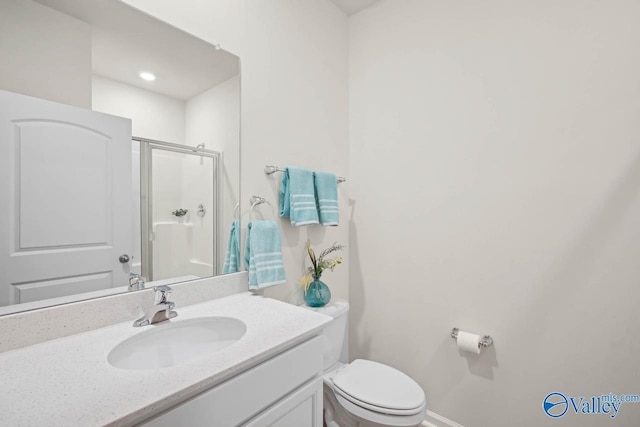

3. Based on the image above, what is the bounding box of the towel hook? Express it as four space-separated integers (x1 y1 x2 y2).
249 196 275 221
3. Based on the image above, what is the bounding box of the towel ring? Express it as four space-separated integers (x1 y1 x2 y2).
249 196 275 221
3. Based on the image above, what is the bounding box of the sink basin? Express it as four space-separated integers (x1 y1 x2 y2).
108 317 247 370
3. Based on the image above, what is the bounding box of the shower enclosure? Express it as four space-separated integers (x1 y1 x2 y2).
137 138 220 282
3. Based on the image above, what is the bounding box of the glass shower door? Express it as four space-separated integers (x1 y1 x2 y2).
139 139 219 282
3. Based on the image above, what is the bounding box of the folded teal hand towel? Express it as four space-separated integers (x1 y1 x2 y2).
279 166 319 226
222 220 240 274
314 171 339 226
244 220 286 289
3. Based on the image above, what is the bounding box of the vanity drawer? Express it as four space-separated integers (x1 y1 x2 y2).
140 335 323 427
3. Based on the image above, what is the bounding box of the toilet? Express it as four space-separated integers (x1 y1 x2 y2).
304 301 426 427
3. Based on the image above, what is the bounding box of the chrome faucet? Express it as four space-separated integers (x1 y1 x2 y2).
133 285 178 327
128 273 146 291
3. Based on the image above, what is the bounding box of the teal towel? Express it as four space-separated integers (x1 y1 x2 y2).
314 171 339 226
222 220 240 274
244 220 286 289
279 166 319 226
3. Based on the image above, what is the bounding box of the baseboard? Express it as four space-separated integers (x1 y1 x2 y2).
421 410 464 427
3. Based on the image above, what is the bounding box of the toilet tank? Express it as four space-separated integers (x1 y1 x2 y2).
305 300 349 370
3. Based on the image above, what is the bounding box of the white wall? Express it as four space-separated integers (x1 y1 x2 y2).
124 0 350 304
349 1 640 426
186 75 241 271
0 0 91 108
92 75 186 144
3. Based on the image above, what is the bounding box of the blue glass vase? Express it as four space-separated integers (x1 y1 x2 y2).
304 275 331 307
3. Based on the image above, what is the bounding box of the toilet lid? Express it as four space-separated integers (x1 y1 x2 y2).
332 359 425 412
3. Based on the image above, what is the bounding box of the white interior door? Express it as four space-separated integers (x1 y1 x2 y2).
0 90 133 307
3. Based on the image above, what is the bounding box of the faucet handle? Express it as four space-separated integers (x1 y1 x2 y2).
153 285 173 304
133 285 177 327
128 273 146 291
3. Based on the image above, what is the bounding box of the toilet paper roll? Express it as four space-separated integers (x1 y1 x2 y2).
456 331 481 354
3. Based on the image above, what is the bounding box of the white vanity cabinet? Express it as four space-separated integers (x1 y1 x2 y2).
139 335 324 427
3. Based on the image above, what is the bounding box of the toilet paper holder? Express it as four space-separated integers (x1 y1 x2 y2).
451 328 493 349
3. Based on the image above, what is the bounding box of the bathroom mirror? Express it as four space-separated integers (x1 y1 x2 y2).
0 0 240 315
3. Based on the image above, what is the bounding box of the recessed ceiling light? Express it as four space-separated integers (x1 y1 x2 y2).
139 72 156 81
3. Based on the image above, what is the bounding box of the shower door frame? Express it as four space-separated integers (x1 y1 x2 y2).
137 137 221 282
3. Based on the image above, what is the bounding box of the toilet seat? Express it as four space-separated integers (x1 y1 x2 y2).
325 359 426 425
332 392 426 427
333 387 424 416
332 359 426 415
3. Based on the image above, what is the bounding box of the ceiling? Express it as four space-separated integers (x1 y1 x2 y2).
330 0 380 15
34 0 239 101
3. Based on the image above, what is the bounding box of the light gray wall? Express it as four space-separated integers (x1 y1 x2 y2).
349 1 640 426
0 0 91 108
92 75 186 144
123 0 350 304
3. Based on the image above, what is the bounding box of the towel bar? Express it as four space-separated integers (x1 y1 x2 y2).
264 165 346 183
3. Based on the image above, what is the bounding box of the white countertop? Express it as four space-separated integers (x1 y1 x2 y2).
0 293 331 426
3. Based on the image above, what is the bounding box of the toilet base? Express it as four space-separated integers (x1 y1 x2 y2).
324 383 367 427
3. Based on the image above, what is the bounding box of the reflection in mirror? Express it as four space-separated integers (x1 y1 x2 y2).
0 0 240 316
139 139 219 282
